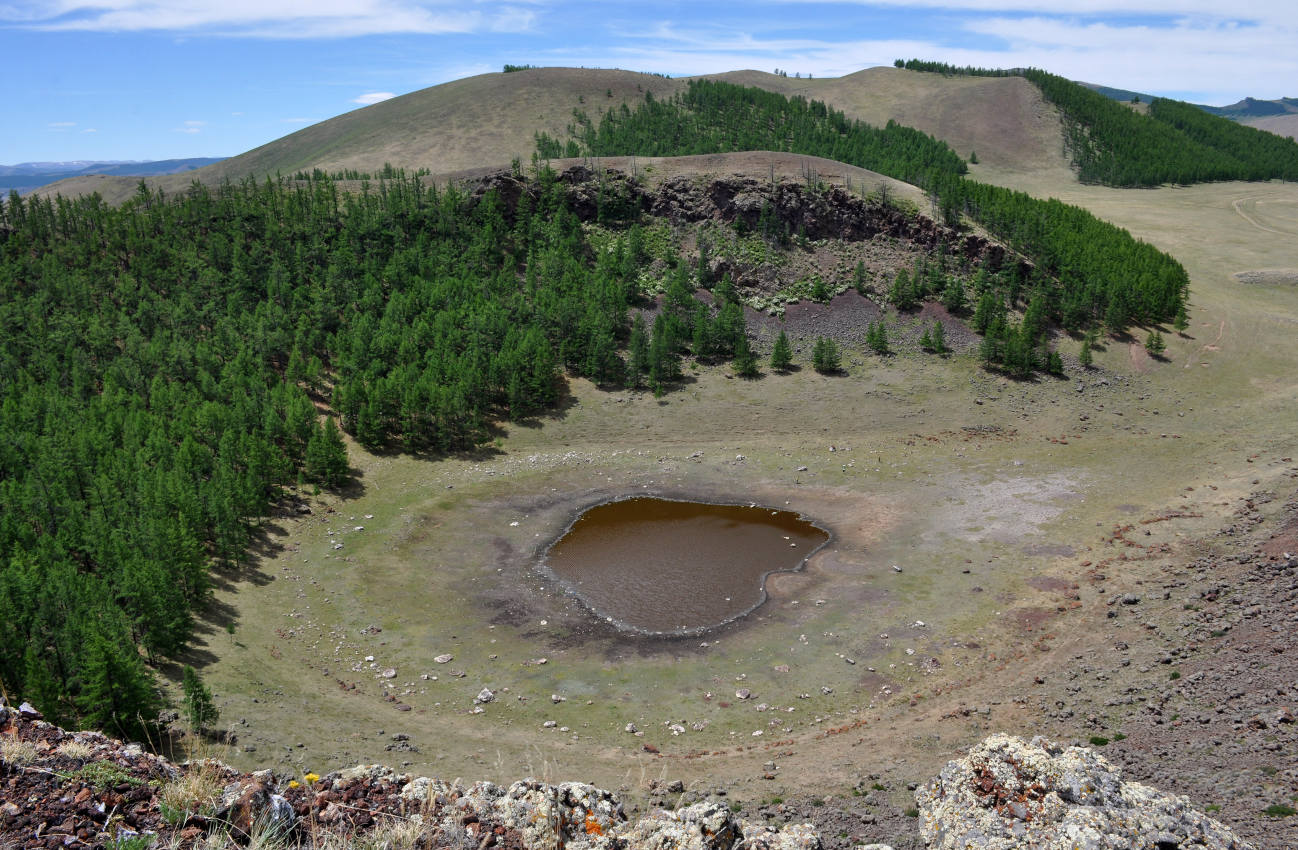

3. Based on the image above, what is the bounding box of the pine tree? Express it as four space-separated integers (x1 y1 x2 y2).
732 334 760 377
941 277 967 313
1078 339 1094 368
770 330 793 371
972 291 999 334
812 337 841 373
852 261 868 295
626 314 649 386
305 419 349 489
866 321 889 355
78 629 160 742
930 321 947 353
890 269 917 310
182 665 219 733
1046 349 1064 376
1144 329 1166 356
1173 303 1189 333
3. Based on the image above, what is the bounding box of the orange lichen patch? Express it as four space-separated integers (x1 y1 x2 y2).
584 813 605 836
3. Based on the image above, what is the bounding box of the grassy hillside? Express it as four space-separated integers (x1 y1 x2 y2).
35 66 1064 203
1244 114 1298 140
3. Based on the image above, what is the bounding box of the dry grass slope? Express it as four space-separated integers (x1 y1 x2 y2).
1244 113 1298 140
34 66 1069 203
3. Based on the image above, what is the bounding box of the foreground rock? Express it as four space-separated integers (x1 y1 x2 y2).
0 700 819 849
916 733 1254 850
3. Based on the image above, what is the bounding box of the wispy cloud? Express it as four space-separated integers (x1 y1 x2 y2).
784 0 1297 27
81 127 97 133
48 121 76 127
352 91 396 105
8 0 537 38
578 7 1298 103
174 119 205 134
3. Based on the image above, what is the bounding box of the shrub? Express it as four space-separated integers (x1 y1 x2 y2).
1089 736 1110 746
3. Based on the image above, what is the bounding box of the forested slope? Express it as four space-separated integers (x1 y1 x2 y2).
0 171 757 735
897 60 1298 186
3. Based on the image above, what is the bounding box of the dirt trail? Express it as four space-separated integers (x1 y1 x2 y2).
1185 319 1226 369
1232 194 1297 236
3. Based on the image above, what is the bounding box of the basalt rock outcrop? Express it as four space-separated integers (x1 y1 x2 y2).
915 733 1255 850
472 166 1023 273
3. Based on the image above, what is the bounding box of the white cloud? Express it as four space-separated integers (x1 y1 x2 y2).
787 0 1297 27
174 120 205 133
352 91 396 105
8 0 537 38
48 121 76 127
81 127 97 132
584 8 1298 103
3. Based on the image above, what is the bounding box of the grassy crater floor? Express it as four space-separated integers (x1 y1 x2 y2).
186 178 1298 843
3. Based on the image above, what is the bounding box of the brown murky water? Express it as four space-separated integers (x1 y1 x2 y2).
544 497 830 635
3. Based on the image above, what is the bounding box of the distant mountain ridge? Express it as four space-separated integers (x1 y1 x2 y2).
1 157 225 195
1080 82 1298 139
1199 96 1298 120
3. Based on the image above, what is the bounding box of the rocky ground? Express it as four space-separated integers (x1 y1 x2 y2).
732 482 1298 850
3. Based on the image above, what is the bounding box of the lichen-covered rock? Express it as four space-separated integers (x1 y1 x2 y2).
915 734 1254 850
398 776 819 850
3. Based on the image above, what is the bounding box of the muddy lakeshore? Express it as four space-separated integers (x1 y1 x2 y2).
543 496 831 635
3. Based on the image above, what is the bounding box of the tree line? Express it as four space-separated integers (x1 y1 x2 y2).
0 169 756 738
895 59 1298 186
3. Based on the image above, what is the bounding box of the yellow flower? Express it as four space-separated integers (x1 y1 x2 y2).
304 772 320 784
288 780 300 789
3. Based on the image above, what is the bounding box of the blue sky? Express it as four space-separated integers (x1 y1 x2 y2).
3 0 1295 163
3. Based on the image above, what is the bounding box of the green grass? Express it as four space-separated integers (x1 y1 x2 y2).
1264 804 1296 818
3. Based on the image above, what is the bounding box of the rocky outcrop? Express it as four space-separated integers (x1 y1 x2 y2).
469 166 1022 273
915 733 1255 850
0 700 818 849
4 696 1256 849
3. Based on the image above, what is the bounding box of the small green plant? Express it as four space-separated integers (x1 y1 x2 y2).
1211 630 1226 638
1112 732 1126 741
769 797 783 805
1089 736 1110 747
1261 765 1279 777
66 760 140 791
1205 803 1221 813
872 782 886 791
1169 671 1181 680
1264 803 1296 817
904 807 919 818
107 834 154 850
